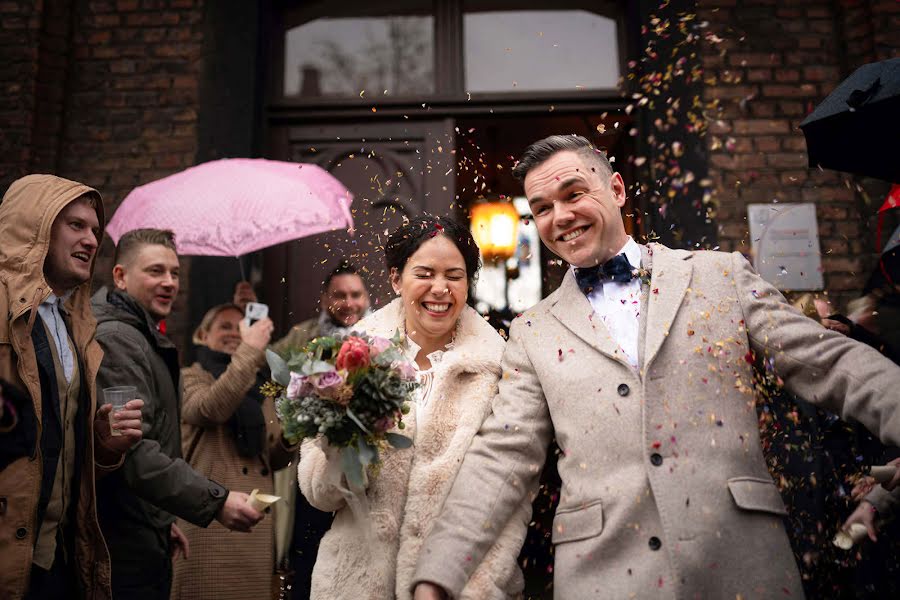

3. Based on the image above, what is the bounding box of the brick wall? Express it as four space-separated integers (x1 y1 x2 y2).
0 1 43 188
66 0 200 344
699 0 899 309
1 0 205 346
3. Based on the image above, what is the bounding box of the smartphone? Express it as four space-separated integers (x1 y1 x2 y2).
245 302 269 326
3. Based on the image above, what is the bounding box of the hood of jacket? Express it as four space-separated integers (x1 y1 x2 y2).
0 174 105 339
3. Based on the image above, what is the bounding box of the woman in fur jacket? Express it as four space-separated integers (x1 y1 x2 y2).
298 215 530 600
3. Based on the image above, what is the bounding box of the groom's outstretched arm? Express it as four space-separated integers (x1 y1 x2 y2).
412 317 554 598
732 251 900 448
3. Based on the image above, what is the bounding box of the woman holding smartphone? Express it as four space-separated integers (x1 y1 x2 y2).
170 304 298 600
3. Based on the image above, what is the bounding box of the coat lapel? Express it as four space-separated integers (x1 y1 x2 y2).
550 272 627 365
643 244 693 369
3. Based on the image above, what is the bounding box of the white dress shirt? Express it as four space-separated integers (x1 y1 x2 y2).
580 237 643 369
37 292 74 384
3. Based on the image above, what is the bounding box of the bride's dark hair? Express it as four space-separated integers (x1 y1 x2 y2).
384 215 482 286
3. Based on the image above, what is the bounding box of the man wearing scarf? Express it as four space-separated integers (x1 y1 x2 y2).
92 228 264 600
170 303 297 599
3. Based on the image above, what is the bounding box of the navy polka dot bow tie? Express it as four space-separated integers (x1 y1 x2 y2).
574 253 636 293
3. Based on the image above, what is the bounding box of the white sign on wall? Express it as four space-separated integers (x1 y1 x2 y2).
747 202 824 291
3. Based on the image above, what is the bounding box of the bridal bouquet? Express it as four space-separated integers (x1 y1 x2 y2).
266 332 417 488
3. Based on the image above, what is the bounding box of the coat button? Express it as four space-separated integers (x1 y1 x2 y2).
15 527 27 539
209 486 223 498
261 468 269 476
650 453 663 467
617 383 630 397
648 536 662 551
242 467 248 475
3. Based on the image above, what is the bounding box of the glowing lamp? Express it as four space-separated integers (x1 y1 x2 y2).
470 201 519 261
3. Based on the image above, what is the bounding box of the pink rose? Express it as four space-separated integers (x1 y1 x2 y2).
311 370 345 399
336 336 371 371
286 372 311 399
392 359 418 382
369 336 392 357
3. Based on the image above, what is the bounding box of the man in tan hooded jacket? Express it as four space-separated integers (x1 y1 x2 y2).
0 175 144 600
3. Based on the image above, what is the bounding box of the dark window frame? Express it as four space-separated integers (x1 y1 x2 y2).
271 0 629 109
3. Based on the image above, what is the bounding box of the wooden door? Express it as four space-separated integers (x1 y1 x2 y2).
263 119 457 334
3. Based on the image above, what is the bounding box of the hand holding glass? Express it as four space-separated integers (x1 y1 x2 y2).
103 386 136 436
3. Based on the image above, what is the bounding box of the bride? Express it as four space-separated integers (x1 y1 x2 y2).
298 215 530 599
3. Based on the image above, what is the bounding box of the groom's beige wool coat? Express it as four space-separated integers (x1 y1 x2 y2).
298 299 529 599
414 244 900 599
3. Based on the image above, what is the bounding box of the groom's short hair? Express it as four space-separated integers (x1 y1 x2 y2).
512 134 614 182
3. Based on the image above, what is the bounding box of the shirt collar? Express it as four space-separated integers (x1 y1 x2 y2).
620 236 642 270
42 290 73 310
402 335 448 371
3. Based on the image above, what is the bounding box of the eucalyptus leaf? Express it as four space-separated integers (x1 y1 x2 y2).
303 359 335 376
286 351 309 370
357 438 376 466
266 349 291 386
340 446 365 489
385 432 413 449
346 409 372 435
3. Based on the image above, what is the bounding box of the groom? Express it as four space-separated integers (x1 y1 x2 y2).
413 135 900 599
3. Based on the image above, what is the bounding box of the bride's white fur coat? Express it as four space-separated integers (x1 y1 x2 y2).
298 298 530 599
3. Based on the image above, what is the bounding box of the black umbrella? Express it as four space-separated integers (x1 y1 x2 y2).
800 57 900 183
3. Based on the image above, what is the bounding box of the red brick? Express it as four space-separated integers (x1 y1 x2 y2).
801 187 855 202
821 256 864 274
776 100 806 116
774 69 800 82
776 7 803 18
755 137 780 152
765 153 809 168
733 119 791 134
796 35 824 49
808 20 835 34
821 238 849 255
762 84 818 98
93 13 120 27
806 6 831 18
749 103 776 117
818 205 848 220
746 68 771 82
781 137 807 152
779 171 808 185
803 65 839 82
707 84 759 100
729 52 780 67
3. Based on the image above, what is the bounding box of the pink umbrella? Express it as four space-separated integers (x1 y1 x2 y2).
106 158 353 256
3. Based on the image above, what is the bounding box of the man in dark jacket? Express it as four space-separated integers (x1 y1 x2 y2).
93 228 263 600
0 175 143 600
